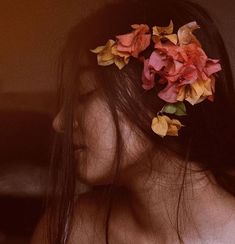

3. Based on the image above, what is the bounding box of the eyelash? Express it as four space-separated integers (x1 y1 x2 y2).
77 89 97 103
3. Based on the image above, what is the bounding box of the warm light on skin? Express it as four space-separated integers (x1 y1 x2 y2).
52 71 235 244
52 70 150 185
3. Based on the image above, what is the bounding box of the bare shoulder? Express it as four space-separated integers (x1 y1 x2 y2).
69 187 111 244
31 187 126 244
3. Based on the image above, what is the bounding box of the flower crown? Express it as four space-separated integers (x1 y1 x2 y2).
91 21 222 137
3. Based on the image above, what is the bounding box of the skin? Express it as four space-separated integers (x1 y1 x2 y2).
31 72 235 243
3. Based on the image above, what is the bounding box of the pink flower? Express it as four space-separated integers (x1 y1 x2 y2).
146 41 222 104
142 58 155 90
116 24 151 58
142 51 169 90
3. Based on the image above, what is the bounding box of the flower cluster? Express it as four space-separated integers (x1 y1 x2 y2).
91 21 222 137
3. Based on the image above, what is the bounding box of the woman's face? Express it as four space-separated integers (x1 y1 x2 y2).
52 70 149 185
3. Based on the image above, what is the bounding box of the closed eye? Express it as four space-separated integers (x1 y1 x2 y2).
77 89 97 103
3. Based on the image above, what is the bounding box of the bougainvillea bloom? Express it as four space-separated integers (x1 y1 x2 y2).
91 21 222 137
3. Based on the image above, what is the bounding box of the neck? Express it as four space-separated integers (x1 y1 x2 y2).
121 153 235 243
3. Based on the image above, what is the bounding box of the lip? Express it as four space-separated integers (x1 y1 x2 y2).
73 144 87 159
73 143 86 150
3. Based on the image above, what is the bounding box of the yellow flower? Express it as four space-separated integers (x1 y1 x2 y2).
151 115 183 137
177 77 215 105
152 20 178 45
91 39 130 69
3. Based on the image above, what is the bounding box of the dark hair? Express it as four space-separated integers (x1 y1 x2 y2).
46 0 235 243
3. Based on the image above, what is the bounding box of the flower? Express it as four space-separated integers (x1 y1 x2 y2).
116 24 151 58
91 21 222 137
177 21 200 46
151 115 183 137
143 29 221 104
152 20 178 45
177 77 215 105
91 39 130 69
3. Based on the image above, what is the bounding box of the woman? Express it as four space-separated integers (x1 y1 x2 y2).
31 0 235 243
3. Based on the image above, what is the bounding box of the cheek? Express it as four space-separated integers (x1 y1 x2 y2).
77 98 117 184
84 99 116 157
120 118 151 167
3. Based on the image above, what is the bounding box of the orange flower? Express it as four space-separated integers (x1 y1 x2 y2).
116 24 151 58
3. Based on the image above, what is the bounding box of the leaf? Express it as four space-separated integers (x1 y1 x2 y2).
162 102 186 116
174 102 187 116
162 104 177 114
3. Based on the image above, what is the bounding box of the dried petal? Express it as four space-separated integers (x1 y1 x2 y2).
151 115 182 137
116 24 151 58
178 21 200 45
91 40 130 69
153 20 174 36
149 51 167 71
142 58 155 90
177 78 214 105
166 118 182 136
158 82 178 103
152 21 178 45
151 115 168 137
204 59 222 76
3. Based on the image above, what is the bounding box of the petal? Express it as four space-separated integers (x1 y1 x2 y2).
151 115 168 137
142 59 155 90
149 51 167 71
164 34 178 45
158 82 178 103
185 80 204 105
99 50 114 61
131 34 151 57
90 45 105 53
114 57 127 70
181 65 198 83
178 21 200 45
177 86 186 102
207 76 215 101
204 59 222 76
97 57 114 66
116 32 135 47
155 41 185 61
167 119 182 136
153 20 174 36
131 24 150 34
91 40 116 53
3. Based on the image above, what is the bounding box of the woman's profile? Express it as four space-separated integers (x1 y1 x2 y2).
31 0 235 243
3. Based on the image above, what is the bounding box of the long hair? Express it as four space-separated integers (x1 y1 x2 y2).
46 0 235 243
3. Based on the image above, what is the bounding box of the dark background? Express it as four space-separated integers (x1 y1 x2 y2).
0 0 234 243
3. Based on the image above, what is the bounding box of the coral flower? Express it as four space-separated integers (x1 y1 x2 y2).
116 24 151 58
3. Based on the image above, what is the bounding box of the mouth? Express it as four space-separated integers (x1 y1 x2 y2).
73 144 87 156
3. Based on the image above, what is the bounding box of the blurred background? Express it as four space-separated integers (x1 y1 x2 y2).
0 0 234 243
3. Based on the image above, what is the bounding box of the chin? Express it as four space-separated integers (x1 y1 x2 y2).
76 167 116 186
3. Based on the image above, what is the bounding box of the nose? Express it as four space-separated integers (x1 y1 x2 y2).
52 110 65 133
52 110 79 133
